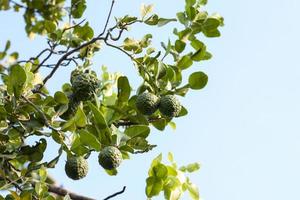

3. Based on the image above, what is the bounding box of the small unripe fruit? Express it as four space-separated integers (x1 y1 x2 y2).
159 95 182 118
65 156 88 180
135 93 160 115
98 146 122 170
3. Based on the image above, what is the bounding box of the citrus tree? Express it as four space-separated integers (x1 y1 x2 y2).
0 0 223 199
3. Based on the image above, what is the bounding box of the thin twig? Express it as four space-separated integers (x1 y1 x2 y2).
103 186 126 200
98 0 115 37
62 19 86 33
104 41 159 92
40 36 105 87
34 48 55 72
18 48 51 64
8 0 26 9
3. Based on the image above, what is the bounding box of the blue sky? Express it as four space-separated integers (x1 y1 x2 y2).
1 0 300 199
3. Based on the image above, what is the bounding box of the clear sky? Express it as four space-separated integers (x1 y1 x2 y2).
1 0 300 199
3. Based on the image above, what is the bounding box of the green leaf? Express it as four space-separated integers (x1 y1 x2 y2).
199 0 208 5
178 106 188 117
164 187 182 200
186 162 201 173
88 102 108 129
145 14 159 25
185 6 197 20
71 135 89 156
74 106 87 128
44 20 56 33
38 167 47 182
152 118 167 131
169 121 177 130
152 163 168 179
4 40 10 51
191 39 204 50
7 65 27 98
175 40 186 53
124 125 150 138
54 91 69 104
190 40 206 61
188 71 208 90
146 176 163 197
186 0 196 6
177 12 188 26
71 0 87 18
20 139 47 162
158 18 177 27
211 13 225 26
168 152 174 162
78 129 101 151
105 168 118 176
187 183 200 200
149 153 162 174
177 55 193 70
123 38 140 52
167 166 178 175
203 28 221 37
74 22 94 40
35 182 47 198
119 15 138 24
117 76 131 103
203 17 221 30
127 137 152 150
0 52 6 60
140 4 154 19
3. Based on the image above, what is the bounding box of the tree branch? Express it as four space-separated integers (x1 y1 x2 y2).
113 117 164 127
47 184 95 200
47 185 126 200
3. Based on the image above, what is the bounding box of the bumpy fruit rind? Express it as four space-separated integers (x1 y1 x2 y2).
60 94 80 120
135 93 160 115
71 69 100 101
98 146 122 170
159 95 182 118
65 156 89 180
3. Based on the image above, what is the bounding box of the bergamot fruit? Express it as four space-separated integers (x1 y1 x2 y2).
65 156 88 180
159 95 182 118
71 69 99 101
135 93 160 115
98 146 122 170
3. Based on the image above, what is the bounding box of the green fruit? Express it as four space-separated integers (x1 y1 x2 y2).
98 146 122 170
71 69 100 101
65 156 88 180
135 93 160 115
159 95 182 118
70 68 83 85
60 94 80 120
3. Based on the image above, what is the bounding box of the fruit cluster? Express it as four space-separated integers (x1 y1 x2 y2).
135 93 182 118
65 146 123 180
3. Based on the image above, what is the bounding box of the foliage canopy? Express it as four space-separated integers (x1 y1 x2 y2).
0 0 223 199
